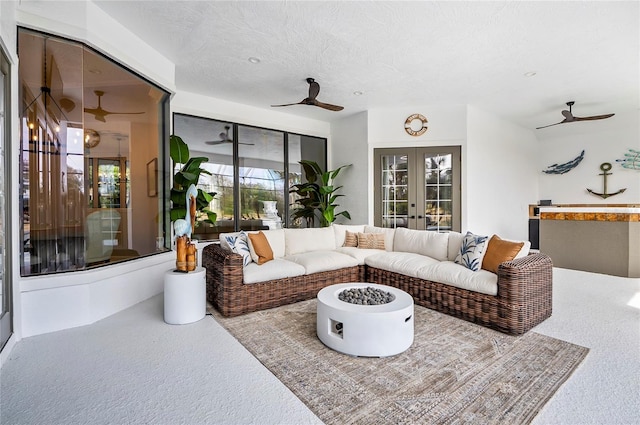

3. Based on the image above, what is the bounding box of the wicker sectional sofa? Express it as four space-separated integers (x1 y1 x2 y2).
202 224 552 335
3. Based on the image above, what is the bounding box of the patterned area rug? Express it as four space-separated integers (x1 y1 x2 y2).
211 300 588 425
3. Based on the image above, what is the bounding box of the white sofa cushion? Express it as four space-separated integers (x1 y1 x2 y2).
447 231 464 261
364 225 395 252
284 227 336 255
259 229 286 258
284 250 359 274
243 258 306 284
335 247 385 265
416 261 498 296
333 224 366 247
365 251 440 278
393 227 449 261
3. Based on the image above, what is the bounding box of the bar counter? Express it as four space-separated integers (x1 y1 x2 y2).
539 206 639 278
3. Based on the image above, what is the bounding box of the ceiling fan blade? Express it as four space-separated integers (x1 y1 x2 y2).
535 121 565 130
271 101 305 107
204 140 226 145
314 100 344 111
106 111 146 116
238 142 255 146
574 113 615 121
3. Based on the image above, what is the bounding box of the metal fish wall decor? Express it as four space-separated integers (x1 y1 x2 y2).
616 148 640 170
542 150 585 174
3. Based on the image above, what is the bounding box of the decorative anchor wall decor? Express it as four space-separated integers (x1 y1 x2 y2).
586 162 626 199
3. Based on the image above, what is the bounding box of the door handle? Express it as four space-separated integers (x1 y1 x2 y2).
409 215 416 219
418 215 423 219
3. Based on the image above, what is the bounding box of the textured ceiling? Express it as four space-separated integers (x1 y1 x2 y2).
94 1 639 133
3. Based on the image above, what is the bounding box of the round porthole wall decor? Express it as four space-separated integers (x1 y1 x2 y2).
404 114 428 136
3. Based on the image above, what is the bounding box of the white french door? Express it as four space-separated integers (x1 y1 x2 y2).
374 146 461 232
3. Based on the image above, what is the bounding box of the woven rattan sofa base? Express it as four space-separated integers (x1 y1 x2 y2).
203 243 553 334
367 253 553 335
202 243 366 317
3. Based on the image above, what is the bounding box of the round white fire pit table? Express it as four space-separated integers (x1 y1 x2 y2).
316 283 414 357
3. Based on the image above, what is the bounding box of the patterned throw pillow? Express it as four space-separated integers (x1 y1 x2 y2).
343 231 359 247
357 232 386 250
454 231 488 271
224 231 252 267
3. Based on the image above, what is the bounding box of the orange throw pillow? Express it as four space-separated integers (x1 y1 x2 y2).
481 235 524 273
247 231 274 265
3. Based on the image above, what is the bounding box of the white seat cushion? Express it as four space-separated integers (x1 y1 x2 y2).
284 250 359 274
393 227 449 261
365 252 440 278
335 247 385 265
243 258 306 284
416 261 498 296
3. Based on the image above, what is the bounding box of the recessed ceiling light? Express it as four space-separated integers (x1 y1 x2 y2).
524 71 537 77
353 91 363 96
248 57 261 64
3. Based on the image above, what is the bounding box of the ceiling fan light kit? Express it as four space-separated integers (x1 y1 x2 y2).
271 78 344 111
536 101 615 130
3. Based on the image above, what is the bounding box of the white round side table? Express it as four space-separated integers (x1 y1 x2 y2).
163 267 206 325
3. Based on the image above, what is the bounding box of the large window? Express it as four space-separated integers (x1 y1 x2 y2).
18 29 169 276
173 114 326 239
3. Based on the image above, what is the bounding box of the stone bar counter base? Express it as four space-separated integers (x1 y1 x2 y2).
539 206 640 278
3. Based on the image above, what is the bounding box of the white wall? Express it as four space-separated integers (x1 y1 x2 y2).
366 105 467 225
171 91 330 138
538 110 640 204
466 105 539 240
330 112 369 224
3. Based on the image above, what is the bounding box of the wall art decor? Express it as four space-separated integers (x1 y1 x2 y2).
404 113 428 136
586 162 626 199
616 148 640 170
542 150 585 174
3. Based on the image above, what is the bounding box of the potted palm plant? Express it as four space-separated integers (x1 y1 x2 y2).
289 160 351 227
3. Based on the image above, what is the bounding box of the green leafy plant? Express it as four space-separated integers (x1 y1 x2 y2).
169 134 217 224
289 160 351 227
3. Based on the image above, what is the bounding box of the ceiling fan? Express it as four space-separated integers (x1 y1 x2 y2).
271 77 344 111
536 101 614 130
84 90 145 122
205 125 254 145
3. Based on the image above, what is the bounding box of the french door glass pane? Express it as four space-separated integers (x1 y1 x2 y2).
424 153 453 231
0 56 5 322
381 154 409 228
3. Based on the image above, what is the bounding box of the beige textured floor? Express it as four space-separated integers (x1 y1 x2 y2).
1 267 638 424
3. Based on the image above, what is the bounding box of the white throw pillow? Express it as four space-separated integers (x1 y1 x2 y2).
393 227 449 261
224 231 252 267
454 231 489 272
